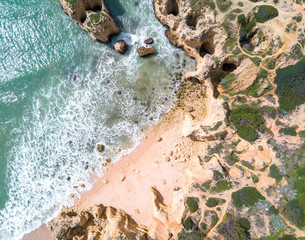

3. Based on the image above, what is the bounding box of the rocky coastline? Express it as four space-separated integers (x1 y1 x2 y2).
25 0 305 239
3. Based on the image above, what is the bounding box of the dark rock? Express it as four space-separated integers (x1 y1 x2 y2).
144 38 154 44
137 47 156 57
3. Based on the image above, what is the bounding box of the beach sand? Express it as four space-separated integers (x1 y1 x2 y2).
23 112 185 239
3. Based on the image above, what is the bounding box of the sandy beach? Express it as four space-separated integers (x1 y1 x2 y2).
23 110 186 240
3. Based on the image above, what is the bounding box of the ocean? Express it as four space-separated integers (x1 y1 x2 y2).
0 0 194 239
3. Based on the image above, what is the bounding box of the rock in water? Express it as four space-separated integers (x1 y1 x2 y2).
114 40 128 54
60 0 120 43
144 38 154 44
97 144 104 152
137 47 156 57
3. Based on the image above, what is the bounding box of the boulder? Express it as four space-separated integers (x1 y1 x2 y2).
114 40 128 54
97 144 104 152
59 0 120 43
144 38 154 44
137 47 156 57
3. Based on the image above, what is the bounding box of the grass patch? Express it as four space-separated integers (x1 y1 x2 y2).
275 59 305 111
186 197 199 213
230 105 265 142
232 187 265 208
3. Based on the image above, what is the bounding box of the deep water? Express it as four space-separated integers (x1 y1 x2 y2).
0 0 194 239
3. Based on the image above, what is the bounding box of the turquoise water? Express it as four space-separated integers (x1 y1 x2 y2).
0 0 194 239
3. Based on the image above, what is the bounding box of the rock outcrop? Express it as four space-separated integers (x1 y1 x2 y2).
60 0 120 43
114 40 128 54
137 47 156 57
48 205 148 240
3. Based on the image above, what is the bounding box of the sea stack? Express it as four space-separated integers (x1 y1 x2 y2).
60 0 120 43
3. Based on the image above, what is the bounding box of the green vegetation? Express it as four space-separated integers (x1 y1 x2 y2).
269 164 283 181
243 69 272 97
183 217 194 230
212 180 232 192
186 197 199 213
206 198 225 207
177 229 205 240
230 105 265 142
239 15 256 43
66 0 77 4
218 214 250 240
278 235 297 240
298 130 305 138
279 127 297 136
190 0 215 12
232 187 265 208
216 0 232 12
263 57 276 70
283 199 305 227
275 59 305 111
220 73 235 94
254 5 279 23
90 13 101 24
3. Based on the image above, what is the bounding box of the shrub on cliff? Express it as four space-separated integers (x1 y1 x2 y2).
275 59 305 111
218 214 250 240
186 197 199 213
283 199 305 227
254 5 279 23
232 187 265 208
230 105 265 142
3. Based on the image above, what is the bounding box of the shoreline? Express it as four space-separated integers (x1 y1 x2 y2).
23 108 187 240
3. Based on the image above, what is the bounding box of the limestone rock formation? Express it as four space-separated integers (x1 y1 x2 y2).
60 0 120 43
114 40 128 54
48 205 148 240
137 47 156 57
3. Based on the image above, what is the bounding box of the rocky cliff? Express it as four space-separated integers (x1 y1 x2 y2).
60 0 120 43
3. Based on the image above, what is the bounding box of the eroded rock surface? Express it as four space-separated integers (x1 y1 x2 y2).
60 0 120 43
48 205 148 240
114 40 128 54
137 47 157 57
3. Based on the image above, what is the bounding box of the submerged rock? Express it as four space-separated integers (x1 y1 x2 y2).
114 40 128 54
60 0 120 43
137 47 156 57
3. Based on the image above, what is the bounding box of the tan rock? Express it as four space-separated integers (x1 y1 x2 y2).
59 0 120 43
114 40 128 54
137 47 156 57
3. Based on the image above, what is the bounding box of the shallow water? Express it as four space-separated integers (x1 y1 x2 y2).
0 0 194 239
